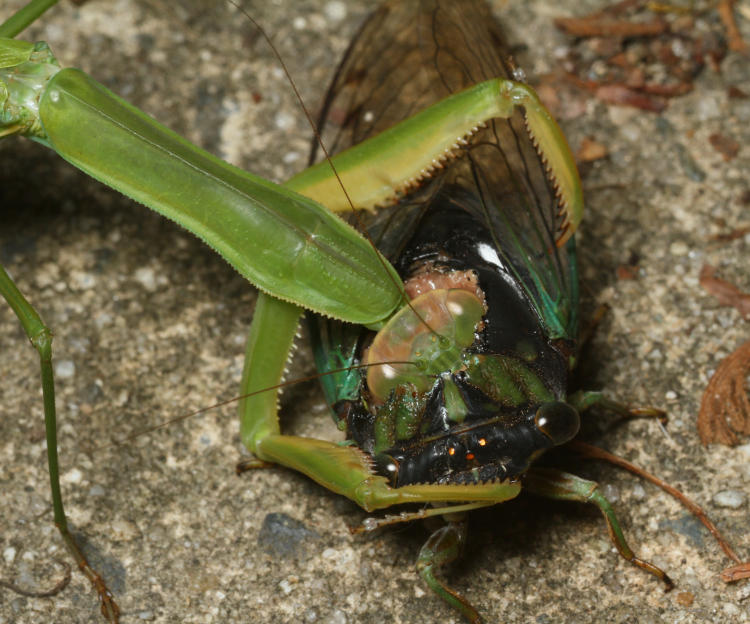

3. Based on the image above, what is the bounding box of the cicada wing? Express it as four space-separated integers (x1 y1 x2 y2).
312 0 578 342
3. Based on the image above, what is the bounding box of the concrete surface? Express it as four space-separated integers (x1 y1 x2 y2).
1 1 748 623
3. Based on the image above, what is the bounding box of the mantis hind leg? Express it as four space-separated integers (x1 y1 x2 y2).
523 467 674 590
0 264 120 622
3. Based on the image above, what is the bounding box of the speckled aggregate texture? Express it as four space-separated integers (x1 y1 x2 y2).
0 1 748 623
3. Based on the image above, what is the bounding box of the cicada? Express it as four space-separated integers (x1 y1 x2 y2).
238 2 671 622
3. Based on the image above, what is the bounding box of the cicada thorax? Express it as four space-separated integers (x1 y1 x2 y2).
318 183 580 488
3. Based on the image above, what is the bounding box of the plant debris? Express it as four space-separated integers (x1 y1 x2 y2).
576 136 609 162
697 340 750 446
616 250 641 280
721 561 750 582
700 264 750 319
555 14 668 38
709 132 741 161
717 0 749 53
552 0 737 111
728 85 748 98
708 223 750 242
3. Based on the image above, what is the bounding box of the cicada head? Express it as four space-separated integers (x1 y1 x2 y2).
354 286 579 487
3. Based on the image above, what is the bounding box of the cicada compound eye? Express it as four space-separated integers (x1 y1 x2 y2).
535 401 580 446
374 453 400 486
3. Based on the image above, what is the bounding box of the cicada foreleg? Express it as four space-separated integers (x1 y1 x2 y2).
416 520 482 624
568 390 668 427
523 467 674 590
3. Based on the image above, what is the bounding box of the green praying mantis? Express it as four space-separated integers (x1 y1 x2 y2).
2 1 749 622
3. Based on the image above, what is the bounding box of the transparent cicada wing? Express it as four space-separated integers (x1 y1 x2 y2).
312 0 578 342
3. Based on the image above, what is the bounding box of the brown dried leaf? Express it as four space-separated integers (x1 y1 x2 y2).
708 225 750 242
709 133 740 161
637 82 693 97
717 0 749 54
576 137 608 162
721 561 750 582
698 340 750 446
535 81 561 116
675 592 695 607
616 264 639 280
595 84 667 112
700 264 750 319
537 73 589 120
554 16 667 38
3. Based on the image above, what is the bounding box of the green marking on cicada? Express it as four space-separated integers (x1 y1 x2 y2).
463 353 555 407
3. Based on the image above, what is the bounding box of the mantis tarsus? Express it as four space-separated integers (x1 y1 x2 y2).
1 1 748 623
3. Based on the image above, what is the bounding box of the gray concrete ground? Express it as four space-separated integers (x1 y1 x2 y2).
1 1 748 623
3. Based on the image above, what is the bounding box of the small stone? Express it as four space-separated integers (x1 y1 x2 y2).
282 151 300 164
274 111 295 131
54 359 75 379
3 547 16 565
279 579 293 595
62 468 83 484
603 483 619 503
257 512 318 558
722 603 740 617
695 93 721 121
669 241 689 256
631 483 647 501
324 1 347 21
70 270 96 290
88 484 105 497
133 267 157 292
712 489 746 509
324 610 347 624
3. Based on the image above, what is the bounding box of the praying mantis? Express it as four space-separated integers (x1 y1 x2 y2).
1 0 749 622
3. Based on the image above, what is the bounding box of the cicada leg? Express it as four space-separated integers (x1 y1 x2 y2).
523 467 674 590
568 390 668 426
416 519 482 624
0 265 120 622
